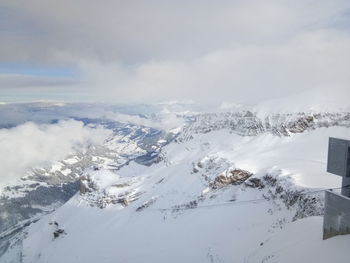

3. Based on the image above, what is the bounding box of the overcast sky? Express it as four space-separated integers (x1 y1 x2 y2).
0 0 349 105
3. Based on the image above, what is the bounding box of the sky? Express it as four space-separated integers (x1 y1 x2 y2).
0 0 350 105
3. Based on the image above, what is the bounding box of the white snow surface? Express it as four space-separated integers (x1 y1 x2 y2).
13 126 350 263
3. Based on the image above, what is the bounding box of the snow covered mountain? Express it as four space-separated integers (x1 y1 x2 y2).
0 112 178 260
1 106 350 263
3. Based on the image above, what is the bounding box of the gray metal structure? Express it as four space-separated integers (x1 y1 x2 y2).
323 190 350 239
327 137 350 196
323 137 350 239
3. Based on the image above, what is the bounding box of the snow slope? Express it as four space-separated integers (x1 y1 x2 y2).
249 216 350 263
9 124 350 263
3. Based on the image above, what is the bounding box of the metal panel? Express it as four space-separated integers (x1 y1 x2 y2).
323 190 350 239
327 137 350 177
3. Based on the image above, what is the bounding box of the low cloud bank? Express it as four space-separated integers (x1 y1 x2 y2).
0 119 111 187
104 110 184 131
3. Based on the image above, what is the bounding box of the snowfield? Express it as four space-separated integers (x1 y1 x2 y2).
5 124 349 263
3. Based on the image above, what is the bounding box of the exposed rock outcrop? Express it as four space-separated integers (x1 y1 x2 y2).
245 174 324 221
178 112 350 141
210 169 253 189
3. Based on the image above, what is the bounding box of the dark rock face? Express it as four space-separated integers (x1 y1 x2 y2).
210 169 253 189
265 181 323 221
172 200 198 212
53 229 65 239
245 178 265 189
136 197 158 212
246 174 324 221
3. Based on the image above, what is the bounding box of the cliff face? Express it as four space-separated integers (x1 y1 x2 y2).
178 111 350 139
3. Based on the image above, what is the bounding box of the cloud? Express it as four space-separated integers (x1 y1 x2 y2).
0 0 350 105
104 110 184 131
0 120 111 187
78 29 350 104
2 0 349 62
0 74 77 88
